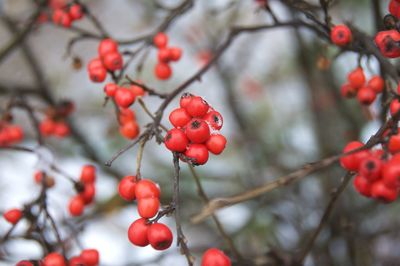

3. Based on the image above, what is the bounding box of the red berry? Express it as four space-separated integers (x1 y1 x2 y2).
3 208 22 224
80 165 96 184
40 119 56 136
118 175 137 201
89 67 107 83
43 252 65 266
88 58 104 71
80 249 99 266
119 121 140 139
69 4 83 20
201 248 231 266
16 261 33 266
68 256 84 266
330 24 352 46
158 48 171 63
8 125 24 143
367 76 385 93
374 30 400 58
80 183 95 205
382 160 400 188
52 9 65 25
353 175 372 197
102 52 123 71
185 144 209 165
180 93 193 109
206 134 227 155
357 87 376 105
390 98 400 116
185 96 209 118
168 47 182 61
371 180 398 202
340 83 357 98
164 128 189 152
348 67 365 89
119 108 136 124
135 179 160 199
153 32 168 48
60 13 72 28
104 83 118 97
204 111 223 130
389 132 400 154
138 198 160 218
147 223 173 250
155 63 172 80
186 119 211 143
130 84 145 97
169 108 191 128
340 141 369 171
115 88 135 108
68 196 85 216
389 0 400 18
54 122 70 138
128 218 150 247
98 39 118 57
359 156 382 182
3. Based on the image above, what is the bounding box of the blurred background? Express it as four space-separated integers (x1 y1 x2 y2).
0 0 397 265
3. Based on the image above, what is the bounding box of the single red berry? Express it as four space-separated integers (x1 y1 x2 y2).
43 252 65 266
374 30 400 58
382 160 400 189
204 111 223 130
89 66 107 83
88 58 104 71
185 96 209 118
164 128 189 152
155 63 172 80
34 171 44 184
119 108 136 124
138 198 160 218
186 119 211 143
153 32 168 48
128 218 150 247
185 144 209 165
102 51 123 71
357 87 376 105
80 165 96 184
52 9 65 25
359 156 383 182
130 84 145 97
8 125 24 143
118 175 137 201
348 67 366 89
158 48 171 63
80 249 99 266
371 180 398 202
68 195 85 216
353 175 372 197
390 98 400 116
168 47 182 61
201 248 232 266
147 223 173 250
340 141 369 171
206 134 227 155
40 119 56 136
80 183 95 205
135 179 160 199
98 39 118 57
104 83 118 97
119 121 140 139
54 122 70 138
330 24 352 46
68 256 85 266
340 83 357 98
60 13 72 28
3 208 22 224
180 93 193 109
16 260 33 266
388 132 400 154
389 0 400 18
69 4 84 20
115 88 135 108
367 76 385 93
169 108 191 128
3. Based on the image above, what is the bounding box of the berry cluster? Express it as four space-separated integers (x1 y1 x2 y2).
153 32 182 80
330 24 352 47
117 176 174 250
118 108 140 140
52 2 84 28
164 93 227 165
68 165 97 217
39 101 74 138
0 123 24 146
87 39 123 83
201 248 231 266
104 82 145 108
340 67 385 106
16 249 99 266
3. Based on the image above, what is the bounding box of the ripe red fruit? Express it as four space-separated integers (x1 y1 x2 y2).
102 51 123 71
135 179 160 199
80 183 95 205
206 134 227 155
115 88 135 108
367 76 385 93
164 128 189 152
104 83 118 97
60 13 72 28
40 119 56 136
390 99 400 116
330 24 352 46
371 180 398 202
186 119 211 143
89 66 107 83
180 93 193 109
153 32 168 48
98 39 118 57
348 67 366 89
185 144 209 165
147 223 173 250
169 108 191 128
201 248 231 266
54 122 70 137
353 175 372 197
119 108 136 124
185 96 209 117
88 58 103 71
138 198 160 218
3 208 22 224
81 165 96 184
340 141 369 171
80 249 99 266
374 30 400 58
68 196 85 216
119 121 140 139
69 4 83 20
389 0 400 18
357 87 376 105
168 47 182 61
130 84 145 97
118 175 137 201
16 260 33 266
388 133 400 154
43 252 65 266
158 48 171 63
128 218 150 247
359 156 382 182
204 111 223 130
155 63 172 80
68 256 84 266
382 160 400 188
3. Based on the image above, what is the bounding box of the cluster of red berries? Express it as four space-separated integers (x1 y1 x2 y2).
87 39 123 83
0 123 24 146
118 176 174 250
340 67 385 106
201 248 231 266
164 93 227 165
16 249 99 266
341 140 400 203
39 102 74 139
104 82 145 108
51 2 84 28
153 32 182 80
68 165 97 217
3 208 23 225
330 24 352 47
118 108 140 140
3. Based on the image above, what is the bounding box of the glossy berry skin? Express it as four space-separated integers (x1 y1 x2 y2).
340 141 369 171
147 223 173 250
359 156 382 182
98 39 118 57
390 99 400 116
158 48 171 63
186 119 211 143
206 134 227 155
155 63 172 80
353 175 372 197
68 256 84 266
164 128 189 152
104 83 118 97
88 58 103 71
3 208 22 224
330 24 352 46
80 249 99 266
357 87 376 105
201 248 231 266
138 198 160 218
68 196 85 216
180 93 193 109
43 252 66 266
69 4 83 20
371 180 398 203
128 218 150 247
102 52 123 71
115 88 135 108
89 67 107 83
388 133 400 154
374 30 400 58
120 121 140 139
382 160 400 189
185 96 209 118
185 144 209 165
81 165 96 184
367 76 385 93
204 111 223 130
168 47 182 61
118 175 137 201
348 67 365 89
80 183 95 205
135 179 160 199
153 32 168 48
169 108 191 128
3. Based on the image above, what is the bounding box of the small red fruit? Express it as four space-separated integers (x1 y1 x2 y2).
359 156 382 182
185 96 209 118
155 63 172 80
138 198 160 218
147 223 173 250
54 122 70 138
102 52 123 71
119 109 136 124
180 93 193 108
169 108 191 128
43 252 65 266
3 208 22 224
367 76 385 93
353 175 372 197
69 256 85 266
186 119 211 143
69 4 83 20
80 183 95 205
164 128 189 152
201 248 231 266
88 58 103 71
158 48 171 63
330 24 352 46
115 88 135 108
348 67 366 89
104 83 118 97
40 119 56 136
340 141 369 171
206 134 227 155
340 83 357 98
390 98 400 116
128 218 150 247
371 180 398 202
382 160 400 188
153 32 168 48
98 39 118 57
168 47 182 61
118 175 137 201
89 67 107 83
16 260 33 266
68 196 85 216
81 165 96 184
388 133 400 154
357 87 376 105
185 144 209 165
130 84 145 97
204 111 223 130
80 249 99 266
374 30 400 58
119 121 140 139
135 179 160 199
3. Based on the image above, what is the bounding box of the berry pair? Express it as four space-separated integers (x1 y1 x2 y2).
104 82 145 108
128 218 173 250
68 165 96 217
164 93 227 165
330 24 352 47
118 108 140 140
153 32 182 80
88 39 123 83
0 123 24 146
39 118 70 138
36 249 99 266
201 248 231 266
52 3 84 28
